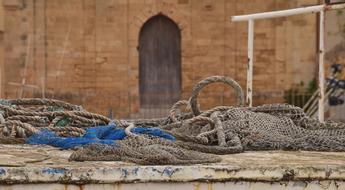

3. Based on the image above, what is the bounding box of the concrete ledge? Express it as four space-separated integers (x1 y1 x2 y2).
1 145 345 184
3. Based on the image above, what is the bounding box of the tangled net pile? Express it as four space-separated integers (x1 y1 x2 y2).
1 76 345 165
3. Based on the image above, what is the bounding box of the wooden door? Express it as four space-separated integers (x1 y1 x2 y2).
139 15 181 108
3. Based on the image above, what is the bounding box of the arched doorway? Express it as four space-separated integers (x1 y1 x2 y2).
139 15 181 109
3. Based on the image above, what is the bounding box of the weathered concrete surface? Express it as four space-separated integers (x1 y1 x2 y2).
1 144 345 186
2 181 345 190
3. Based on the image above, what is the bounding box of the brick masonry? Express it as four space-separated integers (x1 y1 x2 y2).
0 0 327 118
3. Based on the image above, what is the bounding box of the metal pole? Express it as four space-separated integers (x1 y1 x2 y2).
247 20 254 107
232 3 345 22
318 10 325 122
232 5 323 21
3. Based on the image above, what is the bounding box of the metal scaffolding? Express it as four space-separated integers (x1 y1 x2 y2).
231 3 345 122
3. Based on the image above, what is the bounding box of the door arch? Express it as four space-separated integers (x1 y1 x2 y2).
139 15 181 108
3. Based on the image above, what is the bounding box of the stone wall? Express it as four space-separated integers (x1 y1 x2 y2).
0 0 319 117
0 0 3 97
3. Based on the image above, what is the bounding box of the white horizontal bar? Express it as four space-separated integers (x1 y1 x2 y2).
232 3 345 21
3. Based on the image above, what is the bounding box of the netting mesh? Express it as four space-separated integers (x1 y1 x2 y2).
70 135 221 165
1 76 345 165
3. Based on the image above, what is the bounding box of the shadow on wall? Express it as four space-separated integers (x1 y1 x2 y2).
284 79 317 108
326 9 345 79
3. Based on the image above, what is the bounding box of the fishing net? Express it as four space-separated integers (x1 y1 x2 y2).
70 135 221 165
1 76 345 165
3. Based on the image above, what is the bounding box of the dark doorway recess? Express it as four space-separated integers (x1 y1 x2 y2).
139 15 181 108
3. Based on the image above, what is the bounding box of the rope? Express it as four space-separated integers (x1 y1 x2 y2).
0 113 5 124
123 121 137 137
0 98 110 141
44 126 85 135
7 115 47 123
189 76 244 116
211 111 226 146
3 120 39 136
1 75 345 166
7 98 83 111
169 100 190 122
0 104 107 125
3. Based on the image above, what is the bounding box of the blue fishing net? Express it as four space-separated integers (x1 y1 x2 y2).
26 124 175 149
